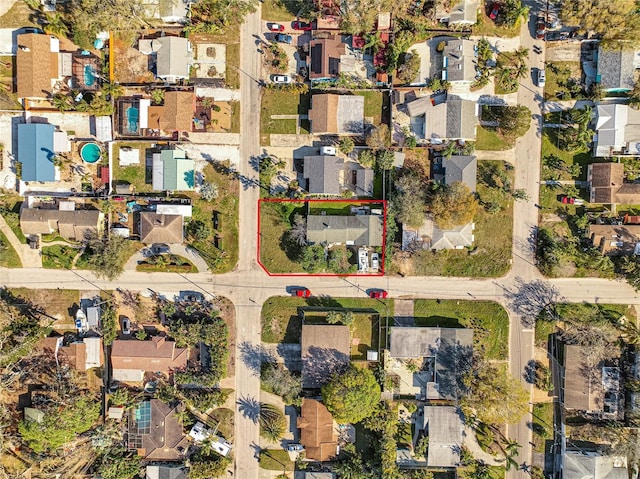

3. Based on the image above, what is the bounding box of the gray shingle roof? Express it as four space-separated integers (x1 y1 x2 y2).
444 155 477 191
597 45 636 91
156 36 190 80
422 406 463 467
303 155 344 194
306 214 383 246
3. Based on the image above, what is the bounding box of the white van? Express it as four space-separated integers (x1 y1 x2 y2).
320 146 336 155
537 68 546 87
371 252 380 271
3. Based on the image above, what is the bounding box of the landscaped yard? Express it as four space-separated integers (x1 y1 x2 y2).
136 254 197 273
259 200 307 274
42 245 81 270
112 142 152 193
0 193 27 243
0 230 21 268
226 43 240 89
413 299 509 360
531 402 554 453
261 296 393 346
543 62 583 101
393 161 513 278
355 90 385 125
541 129 591 181
260 90 310 145
476 125 513 151
259 448 294 471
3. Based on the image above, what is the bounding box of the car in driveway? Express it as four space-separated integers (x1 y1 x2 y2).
292 21 312 31
489 3 499 19
371 252 380 271
291 287 311 298
276 33 293 44
122 316 131 335
287 443 304 452
368 289 388 299
271 74 292 84
535 16 546 39
268 23 285 31
152 243 170 255
559 195 584 205
537 68 546 87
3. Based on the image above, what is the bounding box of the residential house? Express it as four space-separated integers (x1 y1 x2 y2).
588 224 640 255
146 465 187 479
297 399 339 461
593 103 640 157
303 155 374 196
152 149 195 191
439 155 477 191
402 218 475 251
306 213 384 246
139 36 192 82
111 335 188 381
148 91 195 133
308 94 364 135
436 0 479 25
36 336 103 371
406 94 478 143
301 324 350 388
387 326 473 400
20 207 104 241
560 344 620 418
587 162 640 204
18 123 57 182
16 33 60 100
139 212 184 244
596 45 637 92
309 33 347 81
127 399 190 460
562 449 628 479
441 39 476 83
421 406 464 467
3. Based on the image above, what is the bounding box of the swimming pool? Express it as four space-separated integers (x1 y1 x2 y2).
84 64 97 87
126 106 139 133
80 143 102 163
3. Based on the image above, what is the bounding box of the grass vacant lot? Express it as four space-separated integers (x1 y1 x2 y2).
541 129 591 181
476 125 513 151
112 142 152 192
398 161 513 277
189 162 239 273
260 90 311 145
0 230 21 268
472 12 521 37
262 296 393 345
261 0 298 20
259 448 293 470
42 245 80 270
532 402 554 453
413 299 509 360
10 288 80 322
259 201 306 274
544 62 583 101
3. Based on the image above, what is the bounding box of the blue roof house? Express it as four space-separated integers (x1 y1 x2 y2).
18 123 56 182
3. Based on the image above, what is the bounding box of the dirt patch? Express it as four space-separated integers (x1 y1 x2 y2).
10 288 80 326
113 37 154 84
209 102 232 132
402 148 430 181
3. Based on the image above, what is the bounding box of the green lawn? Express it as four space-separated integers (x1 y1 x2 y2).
112 142 152 192
209 407 234 441
261 0 298 21
260 91 311 145
544 62 583 101
399 161 513 278
0 194 27 243
413 300 509 360
476 126 513 151
0 230 21 268
229 100 241 133
472 12 521 37
226 43 240 89
355 90 384 124
189 162 239 273
261 296 393 344
42 245 80 270
259 449 294 471
259 201 306 274
531 402 554 453
541 129 592 181
136 254 197 273
0 2 38 27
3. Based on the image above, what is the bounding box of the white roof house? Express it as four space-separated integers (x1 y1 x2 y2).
422 406 464 467
593 103 640 157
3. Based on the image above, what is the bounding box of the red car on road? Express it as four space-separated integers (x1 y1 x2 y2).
368 289 388 299
292 287 311 298
292 21 312 31
268 23 285 32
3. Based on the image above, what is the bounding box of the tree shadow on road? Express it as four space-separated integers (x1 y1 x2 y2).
237 395 261 423
239 341 276 376
503 277 565 328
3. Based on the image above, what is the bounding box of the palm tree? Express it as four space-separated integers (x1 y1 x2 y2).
44 13 68 38
259 403 286 443
442 141 458 159
515 62 528 80
617 316 640 345
51 93 72 112
514 47 529 64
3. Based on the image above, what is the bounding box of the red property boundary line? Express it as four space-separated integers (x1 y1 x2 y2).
257 198 388 277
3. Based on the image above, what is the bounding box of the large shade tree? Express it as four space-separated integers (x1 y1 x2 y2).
322 366 380 424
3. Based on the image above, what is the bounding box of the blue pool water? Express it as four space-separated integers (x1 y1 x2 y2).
126 106 139 133
84 64 97 87
81 143 101 163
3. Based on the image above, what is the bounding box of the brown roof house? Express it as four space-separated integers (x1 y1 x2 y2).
16 33 61 100
297 399 339 461
147 91 195 133
309 33 347 81
588 162 640 204
301 324 350 389
127 399 190 460
139 212 184 244
561 344 621 418
20 207 103 241
111 335 188 382
36 336 103 371
308 94 364 135
588 224 640 255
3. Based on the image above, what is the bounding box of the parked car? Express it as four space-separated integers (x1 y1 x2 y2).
535 16 546 39
369 289 388 299
152 243 170 255
271 74 292 84
268 23 285 31
122 317 131 335
292 21 312 30
287 443 304 452
371 252 380 270
276 33 293 44
560 195 575 204
213 211 220 230
320 145 336 155
537 68 546 87
291 287 311 298
489 3 499 19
